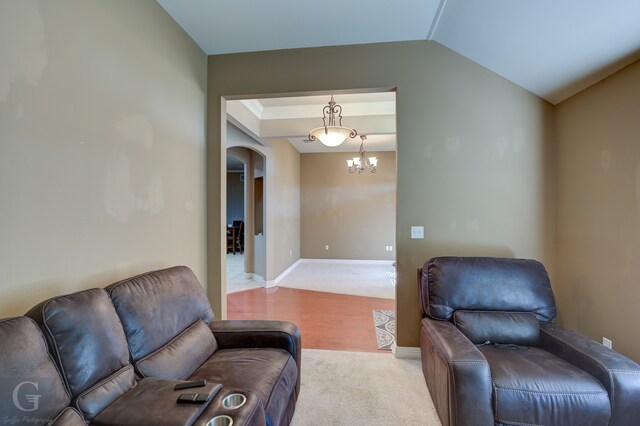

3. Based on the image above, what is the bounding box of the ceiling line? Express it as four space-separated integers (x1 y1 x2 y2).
427 0 449 40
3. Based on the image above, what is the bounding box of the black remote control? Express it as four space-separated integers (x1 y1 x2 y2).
176 393 212 404
174 379 207 390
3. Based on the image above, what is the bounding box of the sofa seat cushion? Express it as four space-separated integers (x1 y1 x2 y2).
480 346 611 426
48 407 87 426
190 348 297 426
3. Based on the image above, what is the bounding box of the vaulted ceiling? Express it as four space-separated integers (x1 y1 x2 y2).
157 0 640 104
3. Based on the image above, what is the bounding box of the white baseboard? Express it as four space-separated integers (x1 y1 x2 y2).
299 258 395 265
393 345 421 359
265 259 302 288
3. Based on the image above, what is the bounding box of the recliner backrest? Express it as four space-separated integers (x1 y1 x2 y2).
0 317 72 422
419 257 557 322
25 288 135 421
105 266 217 379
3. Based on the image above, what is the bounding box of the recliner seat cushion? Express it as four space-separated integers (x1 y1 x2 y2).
190 348 298 426
92 378 221 426
480 346 611 426
454 311 540 346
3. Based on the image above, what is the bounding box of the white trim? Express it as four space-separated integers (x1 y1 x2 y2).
298 258 395 265
259 101 396 120
393 346 421 359
239 99 264 119
252 274 265 285
275 259 302 284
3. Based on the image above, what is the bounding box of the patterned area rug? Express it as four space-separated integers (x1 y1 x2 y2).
373 310 396 350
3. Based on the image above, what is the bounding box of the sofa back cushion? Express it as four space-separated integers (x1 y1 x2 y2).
26 288 131 397
0 317 71 420
106 266 214 361
453 311 540 346
136 320 217 379
419 257 557 322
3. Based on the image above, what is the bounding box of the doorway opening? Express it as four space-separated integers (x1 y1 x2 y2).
222 89 397 352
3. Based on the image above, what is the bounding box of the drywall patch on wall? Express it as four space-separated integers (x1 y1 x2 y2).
104 151 136 222
116 115 154 149
600 150 612 171
496 136 509 156
466 219 480 232
635 162 640 212
0 0 47 101
103 150 165 222
446 136 461 153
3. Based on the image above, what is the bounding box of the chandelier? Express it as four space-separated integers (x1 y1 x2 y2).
347 135 377 174
308 95 357 147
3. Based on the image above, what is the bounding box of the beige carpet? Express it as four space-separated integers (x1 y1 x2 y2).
290 349 441 426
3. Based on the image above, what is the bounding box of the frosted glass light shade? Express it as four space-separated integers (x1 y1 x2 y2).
369 157 378 167
353 157 361 166
346 159 354 167
309 126 355 147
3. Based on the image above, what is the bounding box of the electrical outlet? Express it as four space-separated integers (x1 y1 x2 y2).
389 245 393 251
411 226 424 239
602 337 612 349
325 245 329 250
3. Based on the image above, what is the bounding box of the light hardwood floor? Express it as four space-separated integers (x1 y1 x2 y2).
227 287 395 353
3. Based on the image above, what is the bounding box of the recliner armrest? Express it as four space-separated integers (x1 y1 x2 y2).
540 323 640 426
209 320 301 395
420 318 493 426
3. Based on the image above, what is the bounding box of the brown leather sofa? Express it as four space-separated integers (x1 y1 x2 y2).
419 257 640 426
0 265 299 426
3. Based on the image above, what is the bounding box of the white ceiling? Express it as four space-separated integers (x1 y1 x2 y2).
158 0 640 104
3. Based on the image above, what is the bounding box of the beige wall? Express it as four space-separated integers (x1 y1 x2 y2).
556 60 640 361
266 139 301 277
301 151 396 260
0 0 207 316
208 41 555 347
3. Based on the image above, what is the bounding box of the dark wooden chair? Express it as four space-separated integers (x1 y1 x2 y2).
227 220 244 254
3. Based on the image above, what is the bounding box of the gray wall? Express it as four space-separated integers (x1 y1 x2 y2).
301 151 396 260
556 59 640 361
226 172 244 224
0 0 207 316
207 41 555 347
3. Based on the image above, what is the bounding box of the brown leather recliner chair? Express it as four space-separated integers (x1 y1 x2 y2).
419 257 640 426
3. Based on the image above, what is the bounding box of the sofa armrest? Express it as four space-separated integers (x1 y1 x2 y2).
209 320 301 395
420 318 493 426
540 323 640 426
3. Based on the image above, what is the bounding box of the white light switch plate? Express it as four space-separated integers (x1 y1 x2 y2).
411 226 424 239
